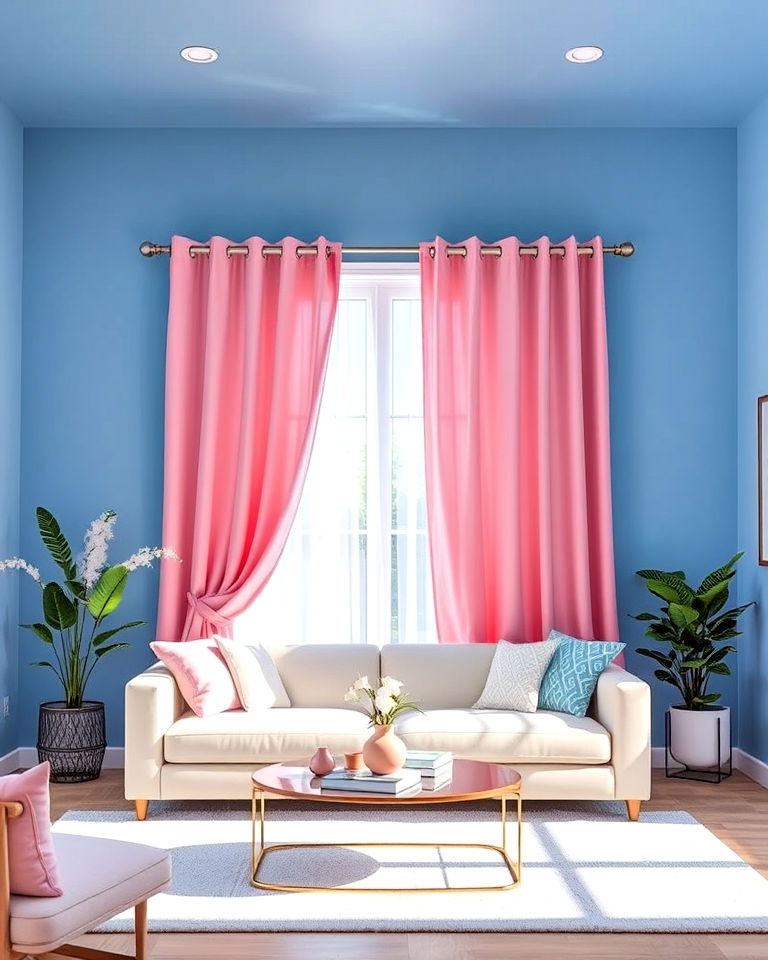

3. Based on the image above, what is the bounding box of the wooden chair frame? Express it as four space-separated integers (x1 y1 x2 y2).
0 802 148 960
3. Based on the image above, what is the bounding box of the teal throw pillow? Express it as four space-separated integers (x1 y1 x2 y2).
538 630 625 717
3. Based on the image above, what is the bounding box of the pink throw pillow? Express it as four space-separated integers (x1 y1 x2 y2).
150 638 241 717
0 761 62 896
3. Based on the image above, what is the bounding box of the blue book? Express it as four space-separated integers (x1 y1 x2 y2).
320 767 422 794
404 750 453 772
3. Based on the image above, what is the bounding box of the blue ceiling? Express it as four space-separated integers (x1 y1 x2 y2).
1 0 767 127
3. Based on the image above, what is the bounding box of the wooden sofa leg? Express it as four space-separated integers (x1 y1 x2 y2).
134 800 149 822
135 900 148 960
625 800 641 822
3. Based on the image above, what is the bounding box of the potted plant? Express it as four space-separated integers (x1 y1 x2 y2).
631 553 753 770
0 507 178 782
344 675 421 774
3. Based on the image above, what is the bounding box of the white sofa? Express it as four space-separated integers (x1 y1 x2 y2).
125 643 651 821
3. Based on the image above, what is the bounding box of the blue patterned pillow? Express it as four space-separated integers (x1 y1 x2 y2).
537 630 625 717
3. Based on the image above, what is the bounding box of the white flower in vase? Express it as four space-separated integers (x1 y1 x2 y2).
380 675 403 695
374 687 398 717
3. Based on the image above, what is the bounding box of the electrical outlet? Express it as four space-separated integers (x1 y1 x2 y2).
2 697 8 718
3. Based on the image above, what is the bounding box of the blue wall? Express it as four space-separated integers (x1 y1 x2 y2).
0 102 22 757
737 99 768 765
19 127 737 747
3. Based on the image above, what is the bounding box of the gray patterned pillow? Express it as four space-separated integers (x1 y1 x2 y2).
472 637 561 713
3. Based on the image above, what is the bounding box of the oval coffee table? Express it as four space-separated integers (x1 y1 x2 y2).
251 758 522 894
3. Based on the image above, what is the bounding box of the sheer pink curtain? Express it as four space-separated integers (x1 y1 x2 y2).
157 235 341 641
420 236 618 646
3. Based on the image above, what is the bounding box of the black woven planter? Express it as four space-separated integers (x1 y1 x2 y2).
37 701 106 783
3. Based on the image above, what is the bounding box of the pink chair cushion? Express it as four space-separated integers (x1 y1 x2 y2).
0 762 62 897
150 637 241 717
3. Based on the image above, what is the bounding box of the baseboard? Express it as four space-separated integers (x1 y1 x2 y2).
0 748 21 775
652 744 768 786
734 747 768 788
15 746 125 770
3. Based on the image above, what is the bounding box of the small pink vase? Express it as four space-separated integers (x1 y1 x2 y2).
362 724 407 775
309 746 335 776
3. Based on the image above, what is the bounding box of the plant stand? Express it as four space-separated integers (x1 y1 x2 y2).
664 709 732 784
37 700 107 783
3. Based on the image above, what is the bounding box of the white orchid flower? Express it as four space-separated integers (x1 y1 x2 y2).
343 687 360 703
380 675 403 694
352 675 370 691
374 688 397 716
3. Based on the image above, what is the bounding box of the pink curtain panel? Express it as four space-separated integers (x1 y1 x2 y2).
157 235 341 641
420 236 619 646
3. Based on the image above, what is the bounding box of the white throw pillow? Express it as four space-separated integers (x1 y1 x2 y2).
472 637 561 713
215 636 291 710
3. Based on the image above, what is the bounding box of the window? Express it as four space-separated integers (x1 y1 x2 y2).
235 264 437 646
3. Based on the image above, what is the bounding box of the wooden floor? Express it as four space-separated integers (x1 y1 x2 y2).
51 768 768 960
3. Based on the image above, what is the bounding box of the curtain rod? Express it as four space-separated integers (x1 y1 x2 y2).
139 241 635 259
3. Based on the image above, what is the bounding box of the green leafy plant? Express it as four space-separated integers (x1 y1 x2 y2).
631 553 753 709
0 507 178 708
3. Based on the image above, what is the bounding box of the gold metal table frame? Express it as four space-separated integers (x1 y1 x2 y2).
250 783 522 894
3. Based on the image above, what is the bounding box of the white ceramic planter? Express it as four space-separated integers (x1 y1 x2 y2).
669 704 730 769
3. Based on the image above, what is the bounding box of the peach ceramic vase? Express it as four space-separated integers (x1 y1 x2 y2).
362 724 407 775
309 747 335 776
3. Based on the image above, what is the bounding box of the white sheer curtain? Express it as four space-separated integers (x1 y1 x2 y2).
235 267 437 646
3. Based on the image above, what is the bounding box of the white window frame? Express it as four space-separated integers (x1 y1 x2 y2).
337 261 429 645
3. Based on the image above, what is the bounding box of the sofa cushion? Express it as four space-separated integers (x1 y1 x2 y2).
270 644 380 710
380 644 496 709
472 637 561 713
150 638 241 717
394 708 611 764
216 637 291 710
164 707 371 763
539 632 626 717
11 833 170 954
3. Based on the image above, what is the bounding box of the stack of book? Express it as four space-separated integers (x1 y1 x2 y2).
404 750 453 789
319 766 422 795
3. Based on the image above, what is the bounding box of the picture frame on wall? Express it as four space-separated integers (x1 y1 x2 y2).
759 395 768 565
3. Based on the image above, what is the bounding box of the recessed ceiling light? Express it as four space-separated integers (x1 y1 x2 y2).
180 46 219 64
565 45 604 64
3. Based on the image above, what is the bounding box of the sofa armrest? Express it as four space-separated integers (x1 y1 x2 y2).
593 663 651 801
124 662 185 800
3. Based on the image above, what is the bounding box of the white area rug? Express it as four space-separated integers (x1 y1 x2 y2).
55 801 768 933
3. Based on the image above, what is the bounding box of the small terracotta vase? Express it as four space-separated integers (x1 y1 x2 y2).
362 724 406 775
309 746 335 776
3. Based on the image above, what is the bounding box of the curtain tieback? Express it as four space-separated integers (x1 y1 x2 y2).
186 592 231 630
